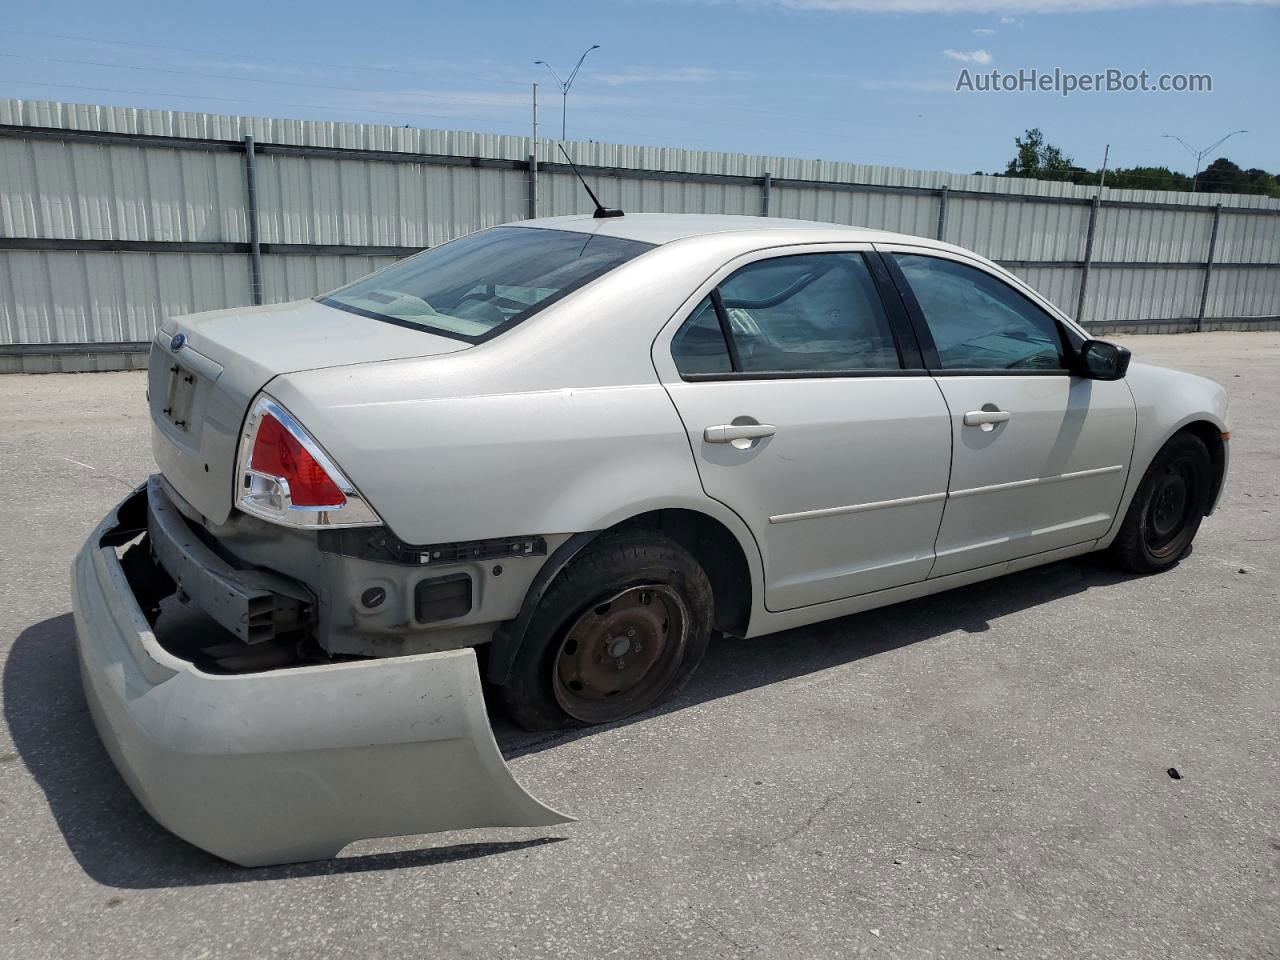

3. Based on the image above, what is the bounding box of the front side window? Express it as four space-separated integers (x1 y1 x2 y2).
672 253 900 377
321 226 653 342
893 254 1067 371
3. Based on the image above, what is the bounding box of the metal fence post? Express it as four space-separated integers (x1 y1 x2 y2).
529 82 539 220
935 185 949 242
242 135 265 306
528 153 539 220
761 171 771 217
1197 204 1222 332
1075 194 1101 325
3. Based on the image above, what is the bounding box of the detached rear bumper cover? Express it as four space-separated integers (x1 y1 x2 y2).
71 486 570 868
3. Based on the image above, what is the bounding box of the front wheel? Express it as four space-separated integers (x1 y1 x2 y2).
499 529 714 731
1109 432 1211 573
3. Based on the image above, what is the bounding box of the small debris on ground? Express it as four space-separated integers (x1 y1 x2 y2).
1167 767 1183 780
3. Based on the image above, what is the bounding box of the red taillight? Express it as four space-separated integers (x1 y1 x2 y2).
251 413 346 507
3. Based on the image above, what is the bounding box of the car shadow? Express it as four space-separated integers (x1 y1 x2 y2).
491 556 1136 758
6 557 1133 889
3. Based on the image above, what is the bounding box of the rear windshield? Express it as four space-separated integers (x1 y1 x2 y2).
320 226 653 342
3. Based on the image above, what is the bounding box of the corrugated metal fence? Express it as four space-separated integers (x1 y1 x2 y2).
2 99 1278 371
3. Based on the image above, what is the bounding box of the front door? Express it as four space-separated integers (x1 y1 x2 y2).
883 248 1136 577
654 249 953 611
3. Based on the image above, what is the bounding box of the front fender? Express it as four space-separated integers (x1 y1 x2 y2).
1097 362 1230 547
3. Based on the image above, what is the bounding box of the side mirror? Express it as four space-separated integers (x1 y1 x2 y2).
1079 339 1131 381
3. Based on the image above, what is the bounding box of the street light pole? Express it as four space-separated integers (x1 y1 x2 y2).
535 44 600 140
1162 129 1248 193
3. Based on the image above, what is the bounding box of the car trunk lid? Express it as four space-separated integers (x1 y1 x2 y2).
150 298 466 525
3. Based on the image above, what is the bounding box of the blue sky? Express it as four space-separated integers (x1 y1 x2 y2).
3 1 1275 180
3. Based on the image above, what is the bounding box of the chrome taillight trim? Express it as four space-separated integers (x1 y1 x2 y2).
235 394 381 529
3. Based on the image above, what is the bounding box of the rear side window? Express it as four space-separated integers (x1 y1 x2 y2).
671 297 732 375
321 226 653 343
723 254 899 373
893 254 1067 371
671 252 901 377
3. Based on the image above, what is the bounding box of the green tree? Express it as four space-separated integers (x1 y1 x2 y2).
1074 166 1193 192
1198 157 1280 196
993 130 1278 196
1199 157 1245 193
1004 128 1077 181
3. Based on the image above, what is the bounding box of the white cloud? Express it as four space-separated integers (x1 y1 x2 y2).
750 0 1279 12
856 77 957 91
190 59 317 78
943 48 994 62
336 89 535 118
973 26 997 32
590 66 737 86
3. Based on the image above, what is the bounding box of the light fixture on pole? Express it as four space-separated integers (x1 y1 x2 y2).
535 44 600 140
1162 130 1248 193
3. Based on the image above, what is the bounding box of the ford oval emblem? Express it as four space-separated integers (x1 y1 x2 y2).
170 332 186 352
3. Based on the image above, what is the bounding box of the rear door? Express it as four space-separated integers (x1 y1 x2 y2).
653 245 953 612
880 247 1136 577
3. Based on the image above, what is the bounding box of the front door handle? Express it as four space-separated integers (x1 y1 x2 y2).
963 409 1011 430
704 423 776 444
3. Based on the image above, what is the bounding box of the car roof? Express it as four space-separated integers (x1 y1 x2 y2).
504 212 1076 333
511 213 949 250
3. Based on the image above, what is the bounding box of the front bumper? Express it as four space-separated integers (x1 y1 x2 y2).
71 486 570 867
1208 433 1230 515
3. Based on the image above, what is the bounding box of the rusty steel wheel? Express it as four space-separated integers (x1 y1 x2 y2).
551 584 690 724
499 528 714 731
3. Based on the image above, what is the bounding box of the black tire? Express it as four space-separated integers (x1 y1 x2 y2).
1109 432 1211 574
499 528 714 731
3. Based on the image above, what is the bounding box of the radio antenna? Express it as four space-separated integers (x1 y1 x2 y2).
558 144 623 218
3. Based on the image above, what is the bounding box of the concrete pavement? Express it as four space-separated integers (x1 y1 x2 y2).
1 333 1276 960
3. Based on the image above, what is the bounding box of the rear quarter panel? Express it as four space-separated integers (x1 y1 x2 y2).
265 236 768 565
269 372 715 545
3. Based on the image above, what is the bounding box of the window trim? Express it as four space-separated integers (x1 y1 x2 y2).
708 289 744 372
681 368 931 382
670 250 920 382
866 250 925 370
882 249 1082 377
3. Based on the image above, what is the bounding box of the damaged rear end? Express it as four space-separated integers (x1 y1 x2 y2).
71 296 571 867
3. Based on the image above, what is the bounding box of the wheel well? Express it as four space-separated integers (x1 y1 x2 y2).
1177 420 1226 513
618 509 753 637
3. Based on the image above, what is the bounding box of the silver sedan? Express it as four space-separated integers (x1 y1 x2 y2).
73 214 1229 865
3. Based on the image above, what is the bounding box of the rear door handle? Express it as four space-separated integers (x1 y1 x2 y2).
704 423 776 444
963 409 1011 429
